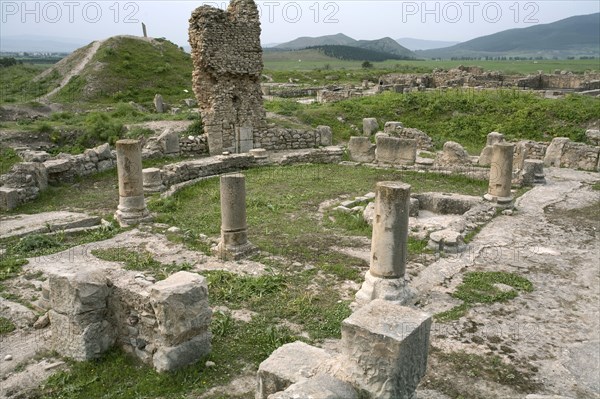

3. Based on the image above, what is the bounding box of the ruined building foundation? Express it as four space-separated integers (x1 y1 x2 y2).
484 142 515 205
114 139 151 227
355 181 415 306
213 173 257 260
189 0 267 155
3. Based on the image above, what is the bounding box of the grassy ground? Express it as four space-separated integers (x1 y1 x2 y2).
265 90 599 153
0 64 57 104
0 145 21 174
5 163 488 398
264 50 600 74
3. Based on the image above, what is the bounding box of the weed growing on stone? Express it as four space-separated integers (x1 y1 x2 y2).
0 316 16 335
435 271 533 322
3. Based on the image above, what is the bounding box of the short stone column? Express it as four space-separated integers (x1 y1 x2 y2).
115 139 152 227
522 159 546 186
142 168 165 193
355 181 414 306
212 173 257 260
484 142 514 206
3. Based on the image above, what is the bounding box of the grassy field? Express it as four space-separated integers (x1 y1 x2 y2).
264 49 600 74
265 90 600 154
1 163 489 399
0 63 58 103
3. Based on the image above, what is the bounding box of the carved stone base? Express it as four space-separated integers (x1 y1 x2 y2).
115 196 152 227
483 193 514 208
354 271 415 308
212 241 258 261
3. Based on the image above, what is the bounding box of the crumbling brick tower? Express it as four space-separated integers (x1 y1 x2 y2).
189 0 267 155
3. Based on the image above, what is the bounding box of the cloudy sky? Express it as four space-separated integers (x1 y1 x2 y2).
2 0 599 46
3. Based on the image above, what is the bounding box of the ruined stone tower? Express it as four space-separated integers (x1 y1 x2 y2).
189 0 267 155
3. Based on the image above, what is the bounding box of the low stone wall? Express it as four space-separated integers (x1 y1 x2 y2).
255 126 332 151
179 135 209 156
0 143 116 210
48 269 211 372
544 137 600 171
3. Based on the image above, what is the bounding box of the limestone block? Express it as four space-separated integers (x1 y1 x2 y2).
317 125 333 146
4 162 48 190
152 331 211 372
383 121 403 134
257 341 333 399
435 141 471 166
154 94 165 113
269 375 358 399
560 142 600 171
341 299 432 399
0 187 19 211
158 128 180 155
49 310 114 361
348 137 375 163
586 129 600 146
428 229 466 253
478 146 494 166
44 158 72 174
362 118 378 136
513 141 529 172
49 270 109 316
143 168 165 193
94 143 112 161
544 137 570 167
375 136 417 165
486 131 505 146
150 271 211 346
20 150 50 162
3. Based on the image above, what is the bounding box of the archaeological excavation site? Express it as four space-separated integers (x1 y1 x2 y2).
0 1 599 398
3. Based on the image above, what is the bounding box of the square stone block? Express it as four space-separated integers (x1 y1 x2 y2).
341 299 432 399
152 331 211 372
49 270 109 316
0 187 19 210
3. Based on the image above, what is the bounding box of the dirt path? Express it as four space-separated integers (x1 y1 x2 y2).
36 40 104 103
416 167 600 398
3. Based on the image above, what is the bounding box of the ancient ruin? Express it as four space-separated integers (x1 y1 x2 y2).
355 181 415 306
212 173 257 260
484 142 515 206
114 139 152 226
189 0 267 155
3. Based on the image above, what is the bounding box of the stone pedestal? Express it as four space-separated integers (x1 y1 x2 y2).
142 168 165 193
522 159 546 186
484 142 514 206
341 299 432 399
213 173 257 260
115 139 152 227
355 181 415 306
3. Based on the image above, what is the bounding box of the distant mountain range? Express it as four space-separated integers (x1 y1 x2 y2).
396 38 460 51
419 13 600 59
275 33 416 59
272 13 599 60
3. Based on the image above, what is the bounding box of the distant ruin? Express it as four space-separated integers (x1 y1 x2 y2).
189 0 267 155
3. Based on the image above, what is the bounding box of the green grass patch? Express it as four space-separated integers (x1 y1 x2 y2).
591 182 600 191
0 145 21 174
266 90 599 153
91 247 191 281
424 347 541 397
0 63 56 104
0 316 16 335
435 271 533 322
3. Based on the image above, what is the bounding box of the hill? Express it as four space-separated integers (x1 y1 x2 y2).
396 38 460 51
39 35 193 103
276 34 416 60
275 33 356 50
420 13 600 59
308 45 414 62
355 37 416 58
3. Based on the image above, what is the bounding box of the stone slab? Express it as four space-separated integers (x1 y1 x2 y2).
269 375 358 399
0 211 101 239
257 341 333 399
152 331 211 372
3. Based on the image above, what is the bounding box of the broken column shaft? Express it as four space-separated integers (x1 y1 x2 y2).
213 173 256 260
115 139 151 227
484 142 514 205
355 181 414 306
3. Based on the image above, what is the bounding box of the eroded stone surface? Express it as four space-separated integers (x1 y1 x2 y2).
0 211 101 239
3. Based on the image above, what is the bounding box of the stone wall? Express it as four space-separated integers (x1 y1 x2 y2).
256 126 331 151
189 0 267 155
48 269 211 372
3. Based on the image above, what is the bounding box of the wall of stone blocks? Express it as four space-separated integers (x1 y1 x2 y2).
48 269 211 372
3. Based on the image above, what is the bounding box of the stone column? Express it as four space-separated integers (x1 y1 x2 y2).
355 181 414 306
213 173 256 260
484 142 514 206
115 139 151 227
